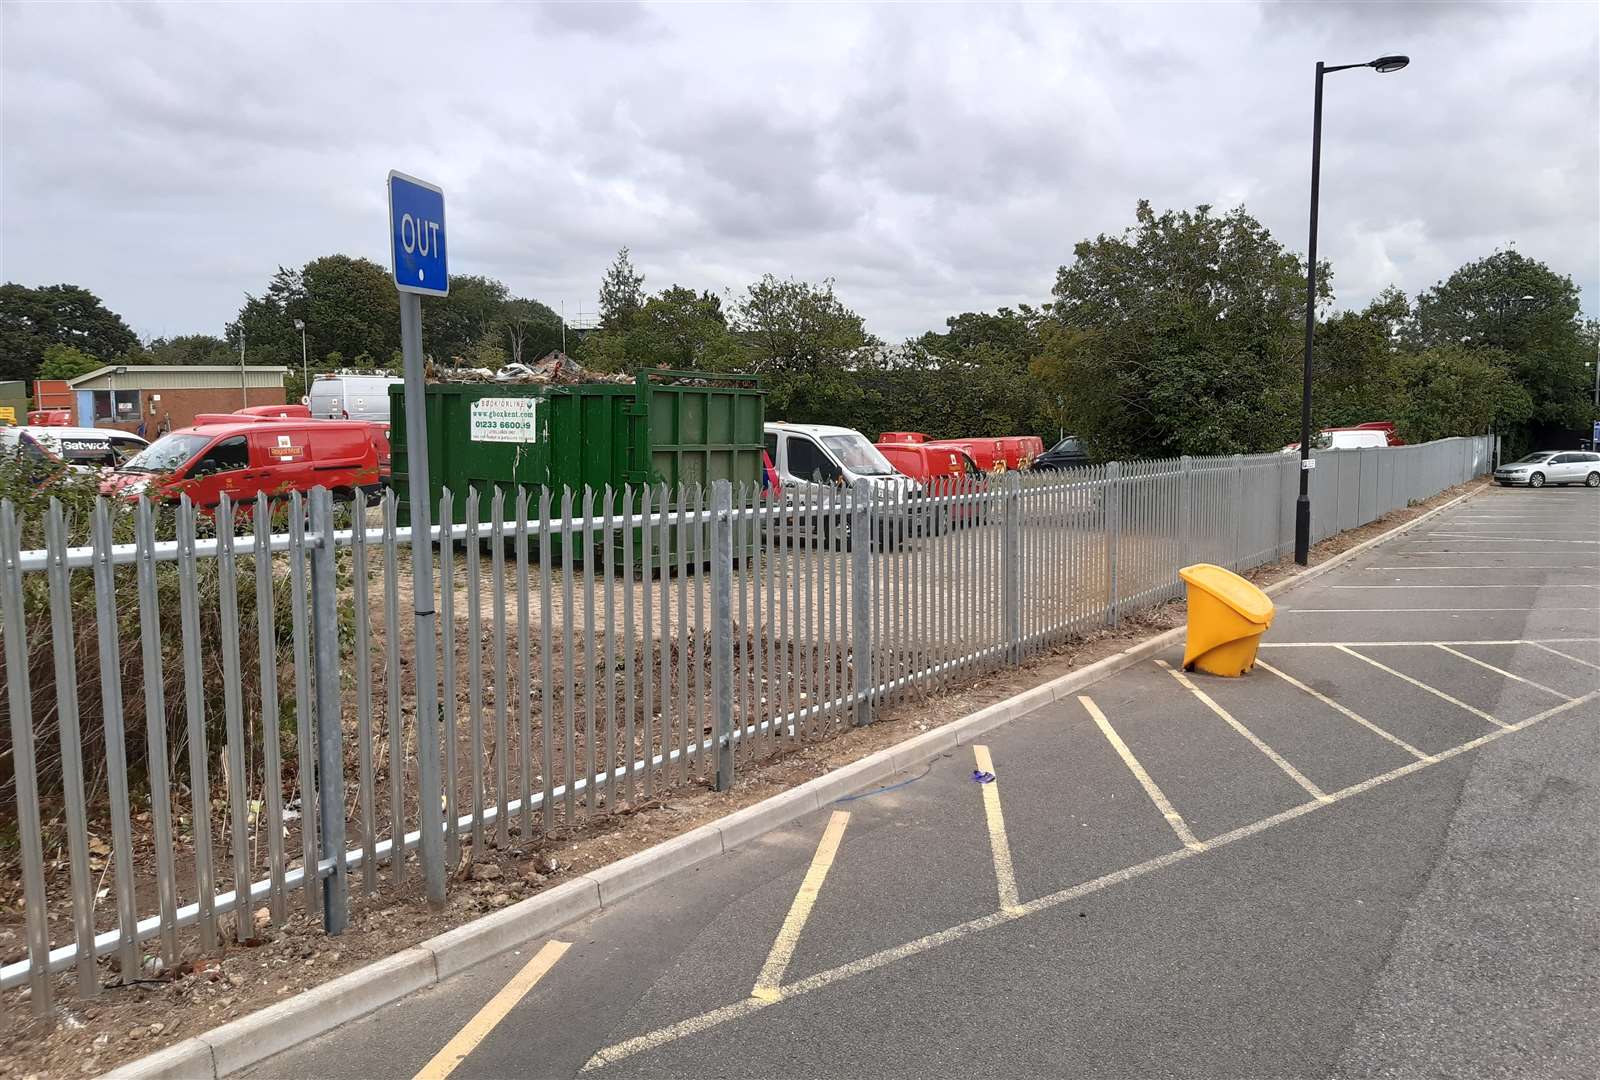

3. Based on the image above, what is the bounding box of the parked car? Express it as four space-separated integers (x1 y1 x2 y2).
0 425 148 477
1032 435 1092 471
1493 450 1600 488
25 408 73 426
308 374 403 423
106 419 381 508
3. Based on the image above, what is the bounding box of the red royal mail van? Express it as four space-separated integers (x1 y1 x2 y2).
920 436 1045 471
877 441 980 486
236 403 312 419
106 419 380 508
876 440 988 528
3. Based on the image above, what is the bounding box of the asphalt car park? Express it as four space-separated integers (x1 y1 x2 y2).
251 485 1598 1080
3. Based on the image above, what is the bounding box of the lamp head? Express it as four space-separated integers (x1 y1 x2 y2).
1371 55 1409 73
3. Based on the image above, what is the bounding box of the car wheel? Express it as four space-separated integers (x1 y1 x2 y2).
1587 471 1600 488
1529 472 1545 488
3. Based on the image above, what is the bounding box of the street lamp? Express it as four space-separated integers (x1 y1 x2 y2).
294 318 308 402
238 326 248 408
1294 54 1410 566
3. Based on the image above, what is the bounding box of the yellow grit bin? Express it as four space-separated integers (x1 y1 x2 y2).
1177 563 1275 676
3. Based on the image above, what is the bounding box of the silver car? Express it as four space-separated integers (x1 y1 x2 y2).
1493 450 1600 488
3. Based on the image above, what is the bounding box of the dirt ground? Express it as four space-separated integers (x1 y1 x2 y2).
0 478 1484 1079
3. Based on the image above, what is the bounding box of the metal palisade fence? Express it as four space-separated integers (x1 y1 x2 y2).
0 435 1494 1007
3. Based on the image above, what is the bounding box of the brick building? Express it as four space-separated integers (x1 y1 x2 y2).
66 365 288 435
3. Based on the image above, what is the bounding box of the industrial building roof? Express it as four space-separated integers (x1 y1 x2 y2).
67 365 289 390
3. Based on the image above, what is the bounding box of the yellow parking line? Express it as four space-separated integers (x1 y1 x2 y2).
1529 641 1600 672
750 810 850 1002
413 939 571 1080
1078 695 1205 851
1254 659 1431 762
972 745 1021 912
579 692 1599 1073
1432 644 1572 700
1157 660 1330 802
1335 646 1513 730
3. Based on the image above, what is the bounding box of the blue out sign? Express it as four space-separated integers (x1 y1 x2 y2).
388 170 449 296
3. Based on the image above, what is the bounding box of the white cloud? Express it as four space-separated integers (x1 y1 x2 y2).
1 0 1594 343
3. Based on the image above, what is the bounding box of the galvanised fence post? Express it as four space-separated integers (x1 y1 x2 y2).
1003 471 1024 662
1179 455 1193 561
711 480 735 791
850 479 873 725
309 487 348 934
1105 461 1122 626
1231 454 1245 570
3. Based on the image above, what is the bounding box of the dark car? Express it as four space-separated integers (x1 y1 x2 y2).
1032 435 1091 471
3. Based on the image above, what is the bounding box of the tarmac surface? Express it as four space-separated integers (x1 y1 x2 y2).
249 485 1599 1080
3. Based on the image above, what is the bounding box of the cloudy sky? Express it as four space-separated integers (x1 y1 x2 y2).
2 1 1596 343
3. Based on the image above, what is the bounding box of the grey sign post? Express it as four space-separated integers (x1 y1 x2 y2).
387 170 447 906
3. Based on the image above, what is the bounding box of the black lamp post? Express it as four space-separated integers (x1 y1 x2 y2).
1295 54 1410 565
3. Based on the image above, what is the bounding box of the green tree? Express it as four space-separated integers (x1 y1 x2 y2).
578 286 747 375
425 274 509 361
134 334 235 366
1310 287 1410 427
885 306 1051 439
495 297 564 366
231 256 399 371
1039 200 1322 459
1411 249 1593 433
598 247 646 331
731 275 881 420
1391 346 1532 442
36 343 104 381
0 283 139 382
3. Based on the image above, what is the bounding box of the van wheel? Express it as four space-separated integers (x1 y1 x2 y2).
1529 472 1546 488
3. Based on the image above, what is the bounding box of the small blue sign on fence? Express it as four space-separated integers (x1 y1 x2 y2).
387 170 448 296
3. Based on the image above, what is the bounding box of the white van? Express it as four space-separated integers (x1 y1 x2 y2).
308 374 403 423
763 423 920 496
0 426 148 473
1283 427 1391 453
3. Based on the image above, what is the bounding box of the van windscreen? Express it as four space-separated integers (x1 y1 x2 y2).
822 433 896 476
120 433 211 474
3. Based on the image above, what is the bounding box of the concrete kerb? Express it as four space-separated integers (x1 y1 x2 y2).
588 824 725 908
104 1038 214 1080
717 787 821 851
428 876 602 981
203 947 437 1078
107 481 1485 1080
